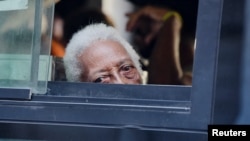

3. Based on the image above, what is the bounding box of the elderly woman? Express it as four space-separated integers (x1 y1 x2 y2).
63 23 143 84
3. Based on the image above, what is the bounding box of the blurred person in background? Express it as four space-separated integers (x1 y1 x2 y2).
125 0 198 85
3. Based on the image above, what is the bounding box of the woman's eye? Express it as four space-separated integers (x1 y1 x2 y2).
122 65 133 71
94 77 102 83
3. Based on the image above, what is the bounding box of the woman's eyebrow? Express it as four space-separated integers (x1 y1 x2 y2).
118 58 134 65
92 58 133 74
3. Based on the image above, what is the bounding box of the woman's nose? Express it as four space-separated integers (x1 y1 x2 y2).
111 72 127 84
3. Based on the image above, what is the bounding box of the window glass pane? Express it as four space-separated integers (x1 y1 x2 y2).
0 0 54 94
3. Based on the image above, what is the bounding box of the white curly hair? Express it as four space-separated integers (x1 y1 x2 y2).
63 23 142 82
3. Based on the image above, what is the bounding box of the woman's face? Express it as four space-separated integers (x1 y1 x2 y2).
78 40 142 84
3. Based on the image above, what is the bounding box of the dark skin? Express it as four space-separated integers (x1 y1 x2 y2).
126 5 194 85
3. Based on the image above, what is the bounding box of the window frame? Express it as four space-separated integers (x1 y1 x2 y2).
0 0 223 131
